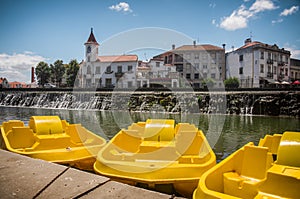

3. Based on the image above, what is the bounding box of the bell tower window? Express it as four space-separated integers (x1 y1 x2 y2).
87 46 91 54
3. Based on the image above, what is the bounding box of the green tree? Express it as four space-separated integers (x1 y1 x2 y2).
50 60 65 87
224 77 239 89
201 78 215 88
35 61 50 87
66 59 80 87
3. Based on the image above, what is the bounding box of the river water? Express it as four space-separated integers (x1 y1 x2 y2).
0 106 299 161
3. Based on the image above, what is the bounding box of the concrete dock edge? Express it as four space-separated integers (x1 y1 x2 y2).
0 149 183 199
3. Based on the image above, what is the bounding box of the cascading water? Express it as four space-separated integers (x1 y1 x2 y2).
0 91 299 116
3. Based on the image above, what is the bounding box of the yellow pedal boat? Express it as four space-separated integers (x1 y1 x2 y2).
0 116 106 171
193 131 300 199
93 119 216 197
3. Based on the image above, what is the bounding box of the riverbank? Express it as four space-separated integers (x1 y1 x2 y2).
0 90 299 117
0 149 180 199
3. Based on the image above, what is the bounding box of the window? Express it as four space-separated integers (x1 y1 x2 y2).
194 73 199 79
117 65 122 73
87 65 91 74
203 64 207 69
239 55 243 61
211 73 216 79
239 67 243 75
267 65 271 73
96 66 101 74
279 55 283 62
268 52 271 60
260 51 264 59
156 62 160 67
273 54 277 61
203 73 207 78
127 81 133 88
186 54 190 59
274 66 277 74
285 68 288 76
128 65 133 72
195 54 199 59
186 63 191 70
186 73 191 79
195 63 199 69
105 78 112 87
260 64 264 73
106 66 111 73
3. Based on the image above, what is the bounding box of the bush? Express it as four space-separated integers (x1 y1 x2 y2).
224 77 239 88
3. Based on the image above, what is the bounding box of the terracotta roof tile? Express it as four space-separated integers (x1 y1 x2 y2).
173 44 224 51
236 41 262 50
98 55 138 62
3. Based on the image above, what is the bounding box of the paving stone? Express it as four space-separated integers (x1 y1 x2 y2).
0 149 66 199
80 181 176 199
36 168 109 199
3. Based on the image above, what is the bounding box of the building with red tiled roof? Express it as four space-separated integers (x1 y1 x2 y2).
154 42 226 88
226 38 291 88
78 29 138 88
9 81 29 88
0 77 9 88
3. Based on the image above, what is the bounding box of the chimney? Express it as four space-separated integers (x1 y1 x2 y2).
244 38 252 45
31 67 35 83
172 44 175 50
193 40 196 47
222 44 226 50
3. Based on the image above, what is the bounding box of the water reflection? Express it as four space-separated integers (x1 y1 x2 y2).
0 107 299 160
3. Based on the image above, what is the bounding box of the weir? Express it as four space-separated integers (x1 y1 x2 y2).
0 90 299 116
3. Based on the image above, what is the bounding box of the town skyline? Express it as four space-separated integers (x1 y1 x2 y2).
0 0 299 83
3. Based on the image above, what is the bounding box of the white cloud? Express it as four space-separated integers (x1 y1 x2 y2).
280 6 299 16
220 12 248 31
109 2 132 13
249 0 278 13
284 44 300 59
271 18 283 24
0 52 46 83
219 0 278 31
219 5 252 31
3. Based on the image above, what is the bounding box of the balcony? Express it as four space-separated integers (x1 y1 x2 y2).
115 72 124 78
267 72 273 78
267 59 273 64
278 61 284 66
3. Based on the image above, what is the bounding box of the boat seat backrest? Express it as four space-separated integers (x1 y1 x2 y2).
241 145 271 179
259 134 282 155
29 116 64 135
144 119 175 141
276 131 300 167
2 120 24 134
223 145 273 198
175 123 203 155
66 124 87 143
7 127 35 149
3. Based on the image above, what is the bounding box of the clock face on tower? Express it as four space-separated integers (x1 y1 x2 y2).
87 46 91 53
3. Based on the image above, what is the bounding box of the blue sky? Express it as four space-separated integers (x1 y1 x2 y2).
0 0 299 83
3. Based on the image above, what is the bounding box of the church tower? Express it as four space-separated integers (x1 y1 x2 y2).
85 28 99 62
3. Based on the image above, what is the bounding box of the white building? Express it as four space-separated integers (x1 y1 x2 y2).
136 58 178 88
154 42 226 88
226 38 291 88
78 29 138 88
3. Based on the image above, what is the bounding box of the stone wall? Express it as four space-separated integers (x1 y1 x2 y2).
0 91 299 117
